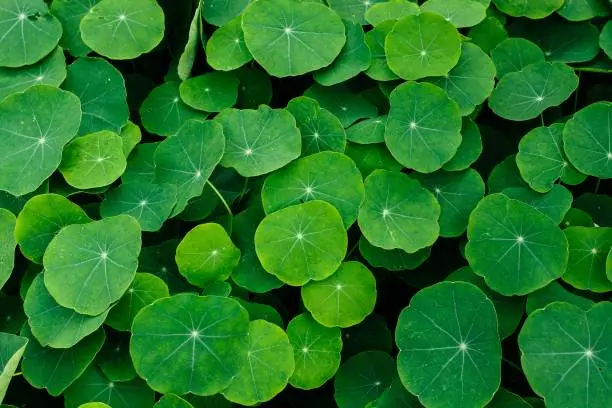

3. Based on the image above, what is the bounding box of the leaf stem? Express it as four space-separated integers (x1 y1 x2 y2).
503 357 522 372
13 371 22 376
595 178 601 194
207 180 233 217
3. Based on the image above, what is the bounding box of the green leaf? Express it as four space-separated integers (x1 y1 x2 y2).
62 57 129 135
501 185 573 224
139 82 203 137
359 169 440 253
557 0 610 21
139 239 195 294
526 281 594 314
365 21 399 81
122 142 158 184
421 0 488 28
345 142 403 178
491 38 545 79
385 81 462 173
254 200 347 286
313 21 371 86
130 294 250 395
302 261 376 328
222 320 295 405
15 193 90 263
176 223 240 287
0 85 81 196
492 0 564 18
369 376 421 408
177 1 201 81
442 118 482 171
105 272 170 331
261 151 364 228
347 116 386 145
216 105 301 177
59 130 127 189
80 0 165 60
396 281 501 408
343 313 393 357
328 0 385 25
286 313 342 390
563 102 612 179
359 237 431 272
413 169 486 238
487 154 527 193
119 121 141 157
43 215 141 316
206 16 252 72
24 274 108 348
96 334 137 381
365 0 420 26
488 62 578 121
179 73 239 112
100 182 177 232
468 17 508 54
286 96 347 156
334 351 396 408
50 0 100 57
21 326 105 396
202 0 250 26
154 394 194 408
466 193 569 295
601 21 612 60
0 47 66 102
154 120 225 216
0 0 62 67
241 0 346 77
488 389 532 408
0 209 16 290
385 13 462 81
0 333 27 403
561 226 612 292
304 84 378 127
519 301 612 408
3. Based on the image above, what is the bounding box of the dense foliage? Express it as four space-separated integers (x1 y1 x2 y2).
1 0 612 407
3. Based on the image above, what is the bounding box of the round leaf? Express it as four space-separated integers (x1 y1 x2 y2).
562 226 612 292
365 0 420 26
50 0 100 57
601 21 612 60
304 84 378 127
365 21 399 81
359 237 431 272
526 281 594 314
420 0 487 28
442 118 482 171
347 116 386 145
179 73 239 112
501 185 573 224
492 0 564 18
0 209 16 290
202 0 249 26
205 16 252 72
491 38 545 79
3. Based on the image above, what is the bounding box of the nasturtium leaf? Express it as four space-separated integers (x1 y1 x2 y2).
154 394 194 408
100 182 177 232
24 274 108 348
139 239 195 294
516 123 583 193
177 1 201 81
446 267 524 340
105 272 169 331
385 13 462 81
466 193 569 296
313 21 371 86
302 261 376 328
359 170 440 253
396 281 501 408
0 0 62 68
601 21 612 59
206 16 252 72
179 73 239 112
488 62 578 121
509 19 600 63
488 154 528 193
563 102 612 179
365 0 420 26
0 47 66 102
254 200 347 286
0 333 27 402
130 294 250 395
231 206 283 294
286 97 346 156
0 183 47 216
385 81 462 173
59 131 127 189
21 326 105 396
43 215 141 316
122 142 158 184
62 57 129 135
0 209 16 290
413 169 486 238
574 193 612 227
139 82 203 137
334 350 395 408
120 121 141 157
344 313 393 357
202 0 249 26
50 0 100 57
563 208 594 228
488 389 532 408
347 117 386 145
359 237 431 272
216 105 301 177
369 376 421 408
234 67 273 109
262 152 364 228
287 313 342 390
561 226 612 292
154 120 225 215
491 38 545 79
443 118 482 171
63 366 155 408
501 185 573 224
345 142 403 178
176 223 240 287
428 42 496 116
492 0 564 18
96 334 138 381
15 194 90 263
241 0 346 77
80 0 165 60
365 21 399 81
526 281 594 314
558 0 610 20
0 85 81 196
421 0 487 28
327 0 385 25
519 301 612 408
223 320 295 405
468 16 508 54
304 84 378 127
